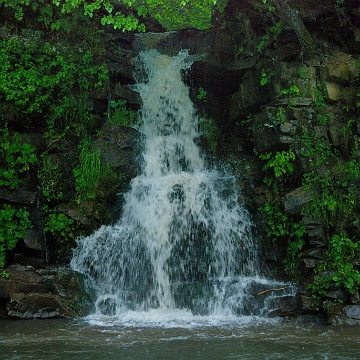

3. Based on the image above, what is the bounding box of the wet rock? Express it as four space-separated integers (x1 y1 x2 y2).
328 305 360 325
321 50 358 83
279 121 297 136
57 203 90 226
93 123 140 179
0 265 93 318
302 248 325 269
283 186 315 215
229 69 269 120
322 81 344 102
7 293 65 318
273 63 317 100
267 295 299 317
302 216 326 247
13 254 47 269
113 83 140 105
350 291 360 305
23 228 44 251
299 294 321 313
0 187 36 204
325 290 348 303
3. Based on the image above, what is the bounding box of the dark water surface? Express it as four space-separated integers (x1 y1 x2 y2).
1 317 360 359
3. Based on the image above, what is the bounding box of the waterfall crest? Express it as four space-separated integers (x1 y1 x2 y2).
71 50 283 320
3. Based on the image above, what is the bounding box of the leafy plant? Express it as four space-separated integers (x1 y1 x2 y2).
1 0 221 31
197 87 207 101
280 85 300 97
300 122 360 299
44 211 75 241
0 128 37 189
257 34 270 53
0 204 32 268
259 147 305 278
260 69 274 86
108 99 137 127
259 149 296 178
0 33 108 133
299 67 307 79
199 117 219 154
310 234 360 297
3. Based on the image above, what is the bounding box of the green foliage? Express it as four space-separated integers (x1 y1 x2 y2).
259 148 305 278
257 34 270 53
270 20 283 40
310 234 360 297
259 149 296 178
197 87 207 101
260 69 274 86
1 0 221 31
0 204 32 268
1 270 10 278
280 85 300 97
38 154 64 201
298 67 307 79
0 32 108 132
260 199 305 278
0 128 37 189
73 142 102 201
275 107 286 124
73 140 118 202
313 85 327 109
199 117 219 154
108 99 137 127
43 210 75 241
300 125 360 299
143 0 218 30
301 132 359 229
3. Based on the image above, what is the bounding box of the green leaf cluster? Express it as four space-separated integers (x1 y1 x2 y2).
1 0 221 31
0 31 108 132
199 117 219 154
0 129 37 189
310 234 360 297
260 149 295 178
259 148 305 278
0 205 32 268
108 99 137 127
44 211 75 240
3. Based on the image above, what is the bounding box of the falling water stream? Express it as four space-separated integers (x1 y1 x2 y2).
70 49 288 322
2 50 360 360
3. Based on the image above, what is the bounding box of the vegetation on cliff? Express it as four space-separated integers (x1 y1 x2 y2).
1 0 360 321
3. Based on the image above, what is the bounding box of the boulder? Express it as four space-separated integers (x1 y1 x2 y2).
0 265 93 319
267 295 299 317
0 187 36 204
283 186 315 215
328 305 360 325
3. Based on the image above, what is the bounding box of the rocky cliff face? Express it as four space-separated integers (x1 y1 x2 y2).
1 0 360 323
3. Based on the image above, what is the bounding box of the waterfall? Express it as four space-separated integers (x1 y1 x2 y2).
71 50 286 321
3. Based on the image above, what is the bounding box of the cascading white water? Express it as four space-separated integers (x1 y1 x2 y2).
71 50 288 321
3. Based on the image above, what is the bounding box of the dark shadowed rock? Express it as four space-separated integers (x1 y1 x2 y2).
284 186 315 214
267 295 299 317
328 305 360 325
0 187 36 204
0 265 93 318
